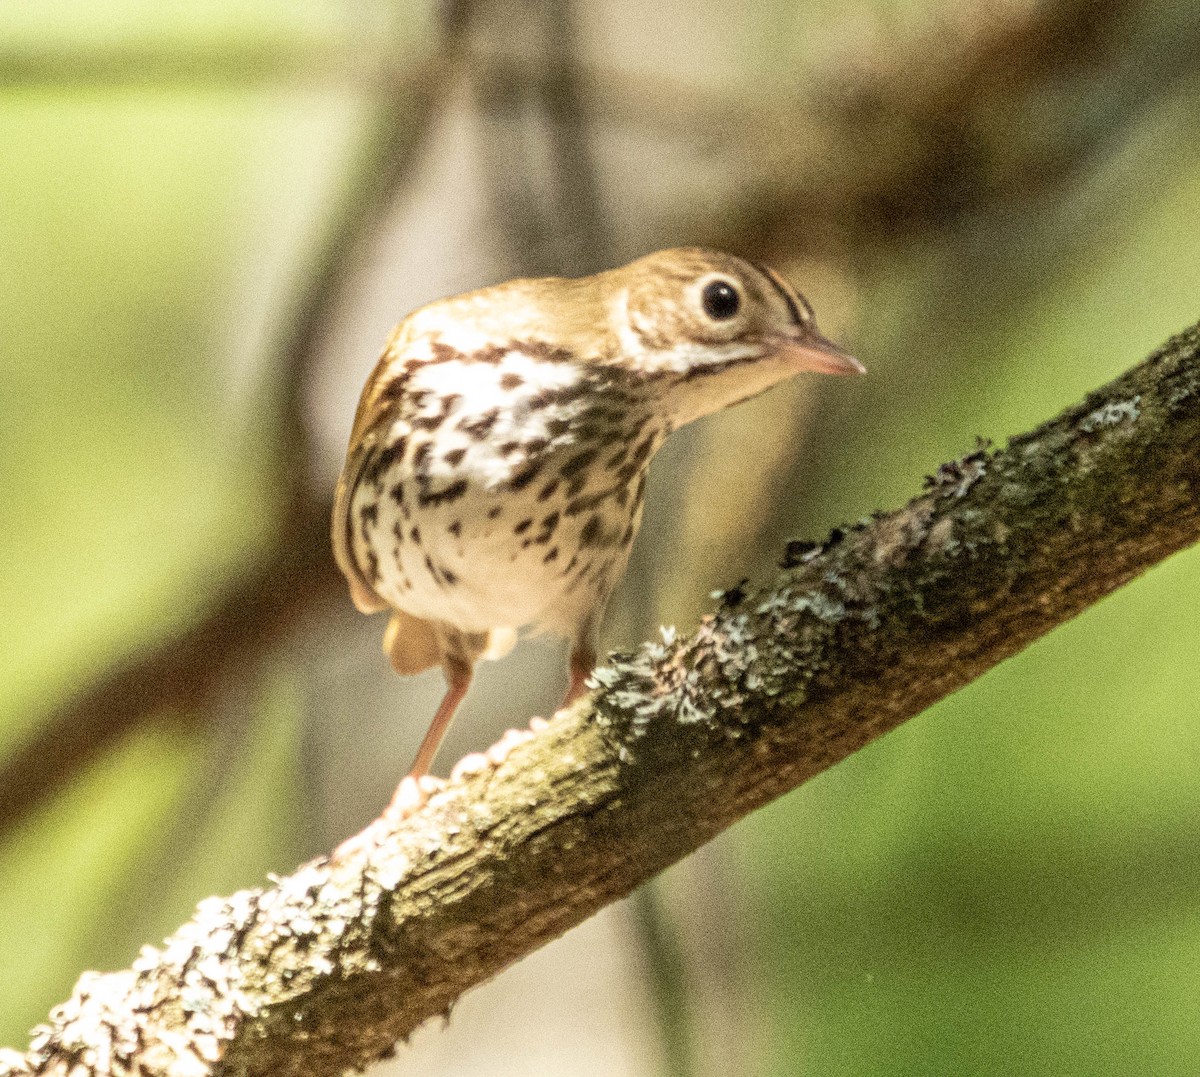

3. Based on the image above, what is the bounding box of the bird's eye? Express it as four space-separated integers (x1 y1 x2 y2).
701 279 741 321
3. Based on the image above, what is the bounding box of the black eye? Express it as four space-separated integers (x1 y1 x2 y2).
701 279 740 321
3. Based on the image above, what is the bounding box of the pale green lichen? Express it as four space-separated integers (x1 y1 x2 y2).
1079 395 1141 433
591 558 871 748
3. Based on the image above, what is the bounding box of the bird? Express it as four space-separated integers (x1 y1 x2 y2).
332 246 863 829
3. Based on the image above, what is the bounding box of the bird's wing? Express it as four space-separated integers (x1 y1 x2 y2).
334 356 450 676
331 339 410 616
331 427 390 614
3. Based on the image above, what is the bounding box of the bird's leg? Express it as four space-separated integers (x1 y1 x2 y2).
381 658 472 819
333 661 472 860
561 642 596 710
408 659 472 779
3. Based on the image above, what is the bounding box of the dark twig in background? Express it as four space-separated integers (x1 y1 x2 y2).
471 0 610 277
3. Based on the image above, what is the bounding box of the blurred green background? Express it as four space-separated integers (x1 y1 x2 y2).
3 0 1200 1073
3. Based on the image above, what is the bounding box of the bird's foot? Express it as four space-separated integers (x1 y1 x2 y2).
331 774 444 861
330 715 554 861
382 773 445 821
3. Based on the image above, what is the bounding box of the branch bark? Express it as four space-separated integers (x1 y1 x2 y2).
5 324 1199 1077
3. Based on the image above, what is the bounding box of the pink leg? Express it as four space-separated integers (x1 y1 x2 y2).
405 662 472 780
334 663 471 859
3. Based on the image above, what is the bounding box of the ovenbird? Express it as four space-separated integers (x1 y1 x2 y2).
332 247 862 822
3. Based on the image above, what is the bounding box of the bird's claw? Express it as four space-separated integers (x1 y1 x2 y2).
331 715 555 859
383 774 443 820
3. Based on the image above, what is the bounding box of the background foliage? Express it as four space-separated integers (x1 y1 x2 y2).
3 0 1200 1073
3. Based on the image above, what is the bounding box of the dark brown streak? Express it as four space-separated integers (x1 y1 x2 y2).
518 339 577 363
560 448 599 478
750 259 809 326
459 408 500 439
677 353 760 383
508 462 544 491
521 383 588 413
364 434 407 485
418 479 469 508
579 515 602 547
411 393 462 432
565 489 610 516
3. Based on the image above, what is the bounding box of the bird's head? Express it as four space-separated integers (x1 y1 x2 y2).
604 247 863 426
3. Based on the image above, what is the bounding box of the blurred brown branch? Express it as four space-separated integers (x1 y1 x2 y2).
732 0 1200 256
471 0 611 278
4 322 1198 1077
0 15 476 837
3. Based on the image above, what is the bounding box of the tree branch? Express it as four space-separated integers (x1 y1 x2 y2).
5 324 1198 1077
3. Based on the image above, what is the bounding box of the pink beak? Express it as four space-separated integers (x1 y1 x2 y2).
778 330 866 376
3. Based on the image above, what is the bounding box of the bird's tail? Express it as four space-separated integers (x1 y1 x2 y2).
382 609 441 676
481 627 518 662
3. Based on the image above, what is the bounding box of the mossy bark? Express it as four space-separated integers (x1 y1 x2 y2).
5 324 1199 1077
